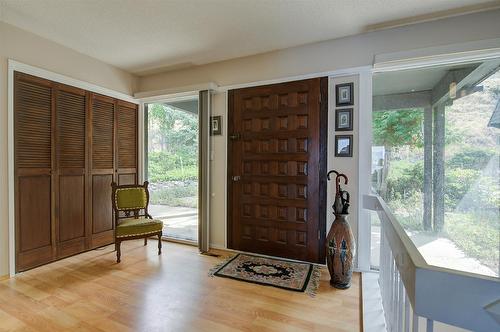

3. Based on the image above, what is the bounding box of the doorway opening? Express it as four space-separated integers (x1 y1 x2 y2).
145 98 199 244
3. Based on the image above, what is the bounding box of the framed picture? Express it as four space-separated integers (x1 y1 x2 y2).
211 116 222 136
335 135 353 157
335 108 353 131
336 83 354 106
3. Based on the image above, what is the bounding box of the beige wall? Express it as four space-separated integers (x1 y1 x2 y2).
0 21 137 276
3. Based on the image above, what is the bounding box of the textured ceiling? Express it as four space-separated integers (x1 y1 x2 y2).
0 0 498 76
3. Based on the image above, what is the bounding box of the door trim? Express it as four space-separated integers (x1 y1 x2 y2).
227 78 328 263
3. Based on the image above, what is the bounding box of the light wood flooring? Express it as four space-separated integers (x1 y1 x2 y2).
0 240 361 332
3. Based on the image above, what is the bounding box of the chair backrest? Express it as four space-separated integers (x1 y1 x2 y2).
111 181 151 220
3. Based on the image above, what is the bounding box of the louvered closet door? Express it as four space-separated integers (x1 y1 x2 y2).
90 94 116 248
55 85 88 257
116 101 138 185
14 73 55 272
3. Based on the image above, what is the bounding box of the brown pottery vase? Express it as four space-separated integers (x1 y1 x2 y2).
326 214 356 289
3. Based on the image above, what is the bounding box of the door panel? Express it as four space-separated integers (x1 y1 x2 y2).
228 78 327 263
92 174 114 234
92 97 115 170
118 173 136 185
90 94 115 247
18 176 52 252
57 89 86 169
15 78 52 169
116 101 138 185
56 86 87 257
15 73 54 272
58 175 85 242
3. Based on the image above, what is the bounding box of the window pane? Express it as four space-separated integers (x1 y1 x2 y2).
372 61 500 278
146 101 199 242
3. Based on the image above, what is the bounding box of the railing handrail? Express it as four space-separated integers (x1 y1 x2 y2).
364 194 500 332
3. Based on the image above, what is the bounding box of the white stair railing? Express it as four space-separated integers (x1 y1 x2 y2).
365 195 500 332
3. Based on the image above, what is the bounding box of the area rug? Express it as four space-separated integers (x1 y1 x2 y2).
209 254 321 296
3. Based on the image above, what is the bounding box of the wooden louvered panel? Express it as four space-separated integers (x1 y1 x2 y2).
92 98 114 169
57 90 86 168
15 72 139 270
15 80 52 169
117 104 137 168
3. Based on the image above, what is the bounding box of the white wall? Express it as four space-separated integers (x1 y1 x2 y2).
327 75 360 263
209 92 227 248
0 21 137 276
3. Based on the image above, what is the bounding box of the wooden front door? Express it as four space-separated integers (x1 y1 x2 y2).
228 78 327 263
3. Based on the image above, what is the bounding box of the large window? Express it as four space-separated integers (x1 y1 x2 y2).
372 59 500 277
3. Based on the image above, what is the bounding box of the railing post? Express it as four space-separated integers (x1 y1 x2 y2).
398 273 404 332
426 318 434 332
404 292 410 332
412 312 419 332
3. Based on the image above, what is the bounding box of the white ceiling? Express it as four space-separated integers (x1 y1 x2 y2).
0 0 498 76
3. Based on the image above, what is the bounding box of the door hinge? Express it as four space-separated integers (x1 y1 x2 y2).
229 133 241 140
318 230 321 240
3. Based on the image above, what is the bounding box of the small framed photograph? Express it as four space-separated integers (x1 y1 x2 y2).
335 108 353 131
335 135 353 157
211 116 222 136
336 83 354 106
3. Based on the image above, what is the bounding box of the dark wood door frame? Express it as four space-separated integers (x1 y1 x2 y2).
227 77 328 264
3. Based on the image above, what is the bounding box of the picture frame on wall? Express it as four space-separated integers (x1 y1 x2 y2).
335 135 353 157
335 108 353 131
335 83 354 106
211 115 222 136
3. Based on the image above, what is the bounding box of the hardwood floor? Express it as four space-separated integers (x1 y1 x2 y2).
0 240 361 332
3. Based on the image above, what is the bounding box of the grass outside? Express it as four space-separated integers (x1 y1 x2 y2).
148 165 197 182
444 212 499 273
388 198 499 274
149 181 198 208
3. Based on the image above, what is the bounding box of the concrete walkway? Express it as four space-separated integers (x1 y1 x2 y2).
409 231 497 277
150 205 198 242
371 225 497 277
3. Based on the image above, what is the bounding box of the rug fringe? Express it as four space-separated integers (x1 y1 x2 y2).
208 255 236 277
305 265 322 297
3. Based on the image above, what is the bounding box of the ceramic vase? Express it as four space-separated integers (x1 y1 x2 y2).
326 214 356 289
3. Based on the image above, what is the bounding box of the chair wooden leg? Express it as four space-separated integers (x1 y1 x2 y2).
144 237 148 246
158 233 162 255
116 240 121 263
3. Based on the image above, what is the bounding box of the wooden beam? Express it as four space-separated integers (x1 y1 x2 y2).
423 106 432 231
433 104 445 232
432 60 500 106
431 67 477 106
373 91 431 111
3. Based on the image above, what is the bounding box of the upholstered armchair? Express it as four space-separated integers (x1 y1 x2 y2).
111 181 163 262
